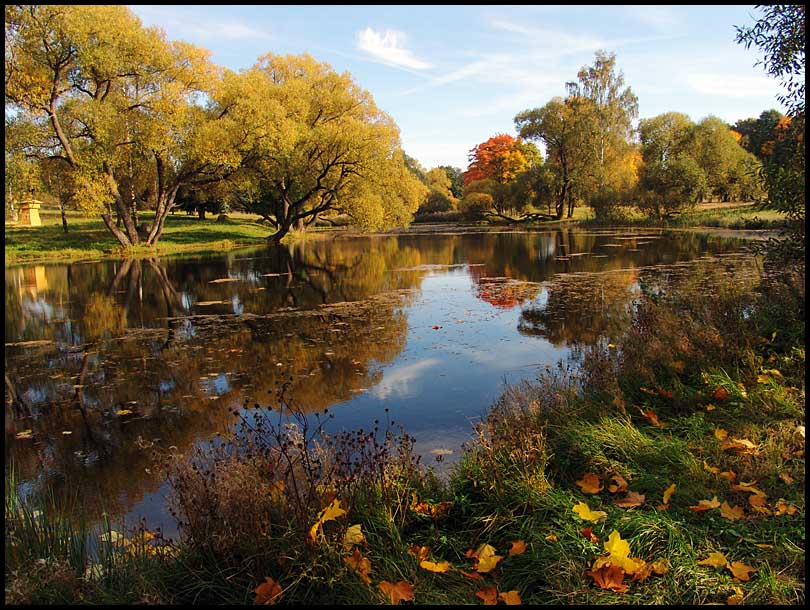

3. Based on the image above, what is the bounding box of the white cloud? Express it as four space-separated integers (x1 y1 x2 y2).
685 73 782 98
356 27 432 70
371 358 440 399
132 7 267 42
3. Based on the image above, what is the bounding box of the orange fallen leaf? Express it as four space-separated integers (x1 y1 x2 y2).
408 545 430 562
714 428 729 441
607 473 629 494
475 586 499 605
344 548 372 584
545 533 558 542
747 494 771 515
712 387 730 401
580 527 599 543
420 559 451 573
508 540 527 556
728 561 756 582
719 501 745 521
254 577 283 605
459 570 485 582
779 472 794 484
575 472 603 494
703 460 720 474
572 501 607 522
638 407 665 428
614 491 645 509
651 558 670 575
727 586 744 605
774 499 797 516
586 564 629 593
721 438 758 454
629 562 654 583
499 590 522 605
688 496 721 512
705 403 717 411
697 551 728 568
718 470 737 482
731 482 766 496
378 581 415 605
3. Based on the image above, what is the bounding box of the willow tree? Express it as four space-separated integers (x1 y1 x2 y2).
4 5 241 247
225 54 427 243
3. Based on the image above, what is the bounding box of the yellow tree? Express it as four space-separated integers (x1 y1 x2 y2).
5 5 240 247
225 54 426 243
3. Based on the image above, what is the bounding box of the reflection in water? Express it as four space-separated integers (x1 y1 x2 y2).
5 227 756 531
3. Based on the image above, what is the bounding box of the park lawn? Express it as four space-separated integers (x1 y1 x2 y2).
4 210 275 264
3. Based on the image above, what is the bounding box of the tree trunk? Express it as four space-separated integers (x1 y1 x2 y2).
59 194 69 233
101 213 134 247
198 208 206 220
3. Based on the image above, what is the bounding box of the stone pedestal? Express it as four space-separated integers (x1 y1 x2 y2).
18 200 42 226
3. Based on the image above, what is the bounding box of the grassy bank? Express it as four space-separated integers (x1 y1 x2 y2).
6 261 804 604
4 210 275 265
581 202 789 231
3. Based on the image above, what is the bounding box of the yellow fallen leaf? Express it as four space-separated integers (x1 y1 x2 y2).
662 483 676 506
476 553 503 573
575 472 603 494
545 534 558 542
728 561 756 582
651 558 670 575
420 559 451 573
603 530 645 575
697 551 728 568
703 460 720 474
719 501 745 521
714 428 729 441
718 470 737 482
572 501 607 522
705 404 717 411
688 496 721 512
309 498 347 543
408 545 430 562
342 524 365 550
727 586 744 605
731 482 766 496
499 590 522 605
115 409 133 416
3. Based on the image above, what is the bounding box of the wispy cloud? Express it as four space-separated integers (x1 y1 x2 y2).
356 27 432 70
132 6 268 42
372 358 440 400
685 73 782 98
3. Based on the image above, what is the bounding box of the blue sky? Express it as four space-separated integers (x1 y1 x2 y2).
130 5 786 170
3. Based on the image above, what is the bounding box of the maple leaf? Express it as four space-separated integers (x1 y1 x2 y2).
475 586 499 605
719 501 745 521
575 472 603 494
662 484 676 506
603 530 645 575
499 590 522 605
508 540 527 556
728 561 756 582
420 560 451 573
254 577 283 605
607 474 629 494
747 493 771 515
614 491 645 509
344 548 372 584
688 496 721 512
727 586 744 605
697 551 728 568
476 553 503 573
572 501 607 522
309 498 347 543
342 524 365 550
378 581 415 605
586 564 629 592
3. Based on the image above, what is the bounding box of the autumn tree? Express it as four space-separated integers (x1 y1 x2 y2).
437 165 464 198
417 167 458 214
4 5 246 247
463 134 529 186
225 54 426 243
734 109 785 160
736 4 804 262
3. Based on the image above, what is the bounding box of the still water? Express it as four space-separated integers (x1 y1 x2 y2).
5 226 758 534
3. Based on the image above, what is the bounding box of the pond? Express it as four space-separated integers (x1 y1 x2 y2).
5 226 761 536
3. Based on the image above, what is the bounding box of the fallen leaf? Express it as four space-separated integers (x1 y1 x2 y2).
639 408 665 428
774 499 797 516
575 472 603 494
379 581 415 605
712 387 730 401
705 404 717 411
254 577 282 605
475 586 499 605
703 460 720 474
545 533 558 542
697 551 728 568
476 553 503 573
662 484 676 506
586 564 629 592
747 494 771 515
731 482 766 496
728 561 756 582
580 527 599 543
719 501 745 521
718 470 737 482
408 545 430 562
499 590 522 605
779 472 794 484
15 429 34 440
309 498 347 543
714 428 729 441
420 560 451 573
607 473 629 494
629 562 654 583
614 491 645 509
344 548 372 584
342 524 365 550
114 409 133 416
508 540 527 556
459 570 485 582
651 558 670 575
688 496 721 512
727 586 744 605
572 501 607 522
721 438 758 454
603 530 645 575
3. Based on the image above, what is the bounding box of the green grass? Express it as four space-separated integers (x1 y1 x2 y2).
582 202 789 230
